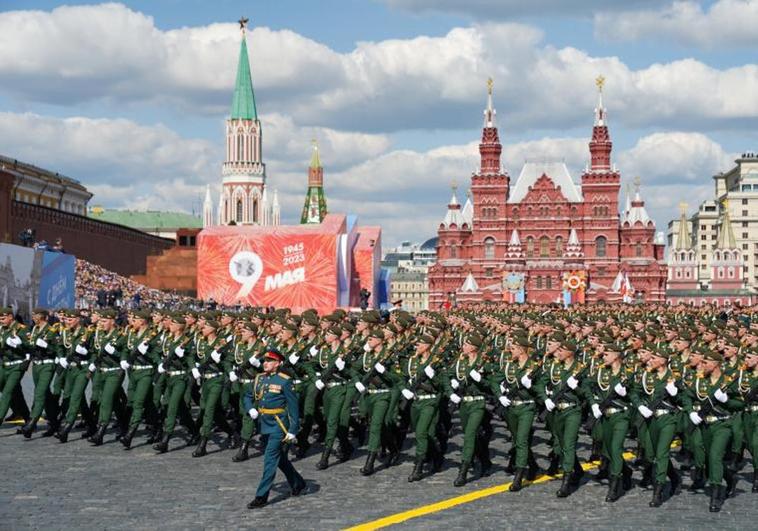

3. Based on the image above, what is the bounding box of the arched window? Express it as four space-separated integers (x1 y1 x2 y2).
252 198 259 223
526 237 534 258
450 245 458 258
596 236 607 257
236 199 243 222
555 236 563 255
484 237 495 259
540 236 550 257
635 242 643 257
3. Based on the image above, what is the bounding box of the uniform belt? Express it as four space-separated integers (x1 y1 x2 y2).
326 381 344 388
259 408 285 415
557 401 576 410
3 359 25 366
293 379 302 385
704 415 730 424
99 367 121 373
512 399 534 406
604 407 627 416
368 389 390 394
416 394 438 400
691 404 701 412
239 378 254 384
462 396 485 402
168 370 186 376
654 409 671 417
132 365 153 370
203 372 221 379
33 359 56 365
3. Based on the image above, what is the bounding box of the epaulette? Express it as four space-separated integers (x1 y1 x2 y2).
278 372 291 379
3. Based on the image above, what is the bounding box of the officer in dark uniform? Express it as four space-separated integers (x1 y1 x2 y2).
244 349 306 509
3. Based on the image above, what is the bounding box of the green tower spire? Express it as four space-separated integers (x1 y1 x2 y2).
301 140 327 224
230 27 258 120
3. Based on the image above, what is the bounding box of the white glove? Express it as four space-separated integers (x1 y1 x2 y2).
363 342 371 352
226 334 234 342
450 378 460 390
137 342 148 355
88 363 96 372
75 344 88 356
689 411 702 425
283 432 297 443
289 353 300 365
105 343 115 355
54 357 59 364
591 403 602 419
499 382 506 394
229 371 238 383
714 389 728 403
158 363 165 374
449 393 462 404
59 358 69 369
25 353 31 361
191 368 201 380
249 356 261 368
10 336 21 347
4 336 15 347
638 405 653 418
335 358 345 371
499 395 511 407
211 350 221 363
469 369 481 382
665 382 678 397
567 376 578 390
402 388 414 400
174 346 184 358
545 398 556 411
310 345 319 357
614 382 627 397
315 379 325 391
520 374 532 389
120 360 130 370
355 381 366 393
36 338 48 349
374 362 386 374
424 365 435 379
248 408 259 420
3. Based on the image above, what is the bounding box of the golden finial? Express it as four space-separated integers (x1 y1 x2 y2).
487 78 494 95
722 198 729 210
679 202 688 215
595 75 605 92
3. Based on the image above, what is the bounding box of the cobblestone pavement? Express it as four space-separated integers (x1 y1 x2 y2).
1 382 756 529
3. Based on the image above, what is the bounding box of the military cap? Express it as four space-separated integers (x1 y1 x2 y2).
341 322 355 333
240 320 258 334
204 320 220 330
100 309 118 319
0 307 14 316
302 314 320 327
547 332 566 344
183 309 198 318
32 308 49 317
302 308 318 318
703 350 723 362
282 322 299 333
263 349 284 362
290 315 303 326
651 344 671 359
368 329 385 340
465 334 483 348
325 326 342 337
132 310 151 320
323 313 341 323
170 313 186 324
361 312 379 324
512 335 531 349
561 339 578 352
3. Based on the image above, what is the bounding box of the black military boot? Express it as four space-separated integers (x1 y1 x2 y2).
556 473 572 497
752 471 758 493
724 467 738 498
408 457 424 482
606 476 621 502
338 440 354 463
595 457 609 481
20 419 37 439
570 458 584 486
546 452 560 476
709 485 722 512
504 448 516 474
476 438 492 477
527 451 540 480
153 432 171 454
510 467 526 492
649 483 663 507
90 423 108 446
667 461 681 495
146 425 162 444
316 448 331 470
639 462 653 488
247 495 268 509
41 421 58 438
192 436 208 458
120 425 138 449
56 422 73 443
81 422 98 440
589 439 602 461
233 440 251 462
429 441 444 473
689 467 705 491
360 451 378 476
453 462 470 487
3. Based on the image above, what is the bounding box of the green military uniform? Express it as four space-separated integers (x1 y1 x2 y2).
155 323 196 452
90 315 128 444
21 316 61 437
192 326 232 457
121 320 160 448
0 314 30 426
230 331 264 461
57 318 94 442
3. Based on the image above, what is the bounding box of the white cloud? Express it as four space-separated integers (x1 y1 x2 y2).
380 0 660 18
596 0 758 48
2 3 758 135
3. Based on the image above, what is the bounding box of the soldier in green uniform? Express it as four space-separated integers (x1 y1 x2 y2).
230 320 264 462
89 309 127 445
20 309 61 438
741 348 758 492
401 334 444 482
0 307 31 428
56 310 95 442
154 313 197 453
443 333 491 487
245 349 306 509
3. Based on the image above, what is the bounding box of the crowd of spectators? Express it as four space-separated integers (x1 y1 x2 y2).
75 259 191 310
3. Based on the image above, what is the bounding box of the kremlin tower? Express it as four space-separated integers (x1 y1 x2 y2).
300 140 328 224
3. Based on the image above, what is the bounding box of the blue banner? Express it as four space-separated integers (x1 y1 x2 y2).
37 251 75 310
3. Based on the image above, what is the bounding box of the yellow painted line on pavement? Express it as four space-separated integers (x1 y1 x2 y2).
346 452 636 531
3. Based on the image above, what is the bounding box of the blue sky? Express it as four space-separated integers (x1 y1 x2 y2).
1 1 757 247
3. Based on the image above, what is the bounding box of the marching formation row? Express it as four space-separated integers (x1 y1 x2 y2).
1 303 757 512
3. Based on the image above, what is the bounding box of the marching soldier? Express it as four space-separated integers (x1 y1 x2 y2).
56 309 95 443
20 309 60 438
230 320 265 462
0 307 31 428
